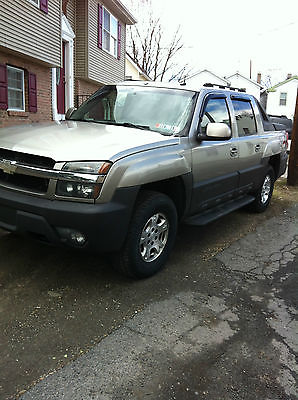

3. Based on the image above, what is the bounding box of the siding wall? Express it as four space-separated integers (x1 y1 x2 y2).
66 0 76 30
88 0 125 84
266 79 298 120
0 0 61 67
75 0 88 78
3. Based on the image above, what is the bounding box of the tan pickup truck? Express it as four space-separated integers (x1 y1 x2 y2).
0 82 288 278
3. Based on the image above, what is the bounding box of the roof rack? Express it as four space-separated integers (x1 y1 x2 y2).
203 83 246 92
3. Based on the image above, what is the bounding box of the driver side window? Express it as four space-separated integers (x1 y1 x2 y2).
200 98 231 135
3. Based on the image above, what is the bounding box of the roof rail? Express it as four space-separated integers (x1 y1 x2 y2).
203 83 246 92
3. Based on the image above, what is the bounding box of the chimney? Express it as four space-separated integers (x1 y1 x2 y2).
257 73 262 84
287 73 292 80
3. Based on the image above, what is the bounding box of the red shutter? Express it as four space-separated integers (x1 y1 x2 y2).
98 5 103 49
28 73 37 112
40 0 48 14
0 64 8 110
117 22 121 60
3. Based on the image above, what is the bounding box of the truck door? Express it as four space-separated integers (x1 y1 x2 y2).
230 95 266 192
190 94 239 214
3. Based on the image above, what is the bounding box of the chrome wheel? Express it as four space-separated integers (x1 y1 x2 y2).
139 213 169 263
261 175 271 204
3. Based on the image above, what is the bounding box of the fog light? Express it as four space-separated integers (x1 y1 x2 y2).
70 232 86 246
56 228 87 247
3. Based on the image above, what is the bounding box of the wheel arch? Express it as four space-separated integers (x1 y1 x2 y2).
138 174 192 220
268 154 280 180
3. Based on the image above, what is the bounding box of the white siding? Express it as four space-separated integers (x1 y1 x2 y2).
0 0 61 67
228 75 261 100
186 71 228 89
266 79 298 119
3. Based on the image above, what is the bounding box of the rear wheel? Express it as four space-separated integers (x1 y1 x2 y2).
249 167 275 213
112 191 177 279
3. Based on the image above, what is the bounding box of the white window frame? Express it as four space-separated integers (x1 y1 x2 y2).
279 92 287 106
7 66 25 112
27 0 40 7
102 7 118 58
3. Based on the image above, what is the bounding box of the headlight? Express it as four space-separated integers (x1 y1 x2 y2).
56 181 101 199
61 161 112 174
55 161 112 199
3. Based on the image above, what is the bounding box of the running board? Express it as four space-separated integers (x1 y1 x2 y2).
184 195 255 226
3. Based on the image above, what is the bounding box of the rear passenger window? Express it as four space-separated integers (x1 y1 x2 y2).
232 99 257 136
200 98 231 135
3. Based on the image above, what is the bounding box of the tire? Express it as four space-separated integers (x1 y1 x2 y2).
249 167 275 213
112 190 178 279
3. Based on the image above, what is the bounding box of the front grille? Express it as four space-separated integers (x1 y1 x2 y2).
0 149 54 194
0 148 55 169
0 170 49 193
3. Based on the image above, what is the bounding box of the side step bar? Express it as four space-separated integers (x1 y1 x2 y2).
184 195 255 226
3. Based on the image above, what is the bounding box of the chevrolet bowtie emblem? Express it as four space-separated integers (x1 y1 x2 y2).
0 159 18 174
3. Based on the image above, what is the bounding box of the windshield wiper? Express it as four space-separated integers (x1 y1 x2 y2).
116 122 151 130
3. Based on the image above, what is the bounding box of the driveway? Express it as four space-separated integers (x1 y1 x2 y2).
0 179 297 400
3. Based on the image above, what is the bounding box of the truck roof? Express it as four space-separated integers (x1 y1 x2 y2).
119 80 247 96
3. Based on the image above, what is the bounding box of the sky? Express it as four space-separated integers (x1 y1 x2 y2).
123 0 298 86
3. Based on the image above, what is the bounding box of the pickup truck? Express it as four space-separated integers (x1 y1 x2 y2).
0 82 288 278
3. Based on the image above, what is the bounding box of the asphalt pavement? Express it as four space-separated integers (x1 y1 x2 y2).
0 183 297 400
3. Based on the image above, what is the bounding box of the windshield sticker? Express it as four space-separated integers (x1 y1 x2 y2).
155 123 180 133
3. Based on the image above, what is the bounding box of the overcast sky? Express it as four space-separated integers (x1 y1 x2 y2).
123 0 298 86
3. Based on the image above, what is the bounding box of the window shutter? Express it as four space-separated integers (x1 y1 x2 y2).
98 5 103 49
28 73 37 112
117 22 121 60
0 64 8 110
40 0 48 14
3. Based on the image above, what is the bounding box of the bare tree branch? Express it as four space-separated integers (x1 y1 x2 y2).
126 1 189 82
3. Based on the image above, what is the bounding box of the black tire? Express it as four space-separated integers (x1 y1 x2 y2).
112 190 178 279
249 167 275 213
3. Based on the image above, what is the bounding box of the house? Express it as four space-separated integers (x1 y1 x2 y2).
185 69 230 88
125 53 151 81
265 75 298 119
226 73 263 100
0 0 136 128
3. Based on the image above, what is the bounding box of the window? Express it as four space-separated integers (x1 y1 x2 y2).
7 66 25 111
27 0 39 6
280 92 287 106
200 98 231 135
103 8 118 57
70 85 196 136
232 99 257 136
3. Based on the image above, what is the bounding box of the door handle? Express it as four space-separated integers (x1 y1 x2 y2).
230 147 238 157
255 144 261 152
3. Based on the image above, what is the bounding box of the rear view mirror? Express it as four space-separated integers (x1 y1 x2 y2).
65 107 77 120
206 122 231 138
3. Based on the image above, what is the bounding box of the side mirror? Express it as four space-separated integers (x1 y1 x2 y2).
65 107 77 120
206 122 231 138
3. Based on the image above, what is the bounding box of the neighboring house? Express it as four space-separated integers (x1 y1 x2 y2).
125 53 151 81
0 0 61 127
186 69 230 88
0 0 136 128
266 75 298 119
227 73 263 100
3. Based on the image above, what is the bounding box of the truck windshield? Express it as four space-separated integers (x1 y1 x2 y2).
70 85 196 135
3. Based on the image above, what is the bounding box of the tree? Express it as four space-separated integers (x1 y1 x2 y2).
126 0 192 82
287 89 298 186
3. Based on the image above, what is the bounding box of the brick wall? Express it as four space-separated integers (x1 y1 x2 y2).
75 78 102 107
0 51 52 128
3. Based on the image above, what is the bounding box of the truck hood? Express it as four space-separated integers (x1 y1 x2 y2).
0 121 179 162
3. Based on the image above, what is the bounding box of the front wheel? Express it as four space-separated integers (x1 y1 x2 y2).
112 191 178 279
249 167 275 213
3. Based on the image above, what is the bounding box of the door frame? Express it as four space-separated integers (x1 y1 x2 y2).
52 14 75 121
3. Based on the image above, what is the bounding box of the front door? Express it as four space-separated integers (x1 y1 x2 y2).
57 42 66 115
190 94 239 214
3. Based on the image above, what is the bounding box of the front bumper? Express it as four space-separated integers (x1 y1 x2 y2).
0 187 139 252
